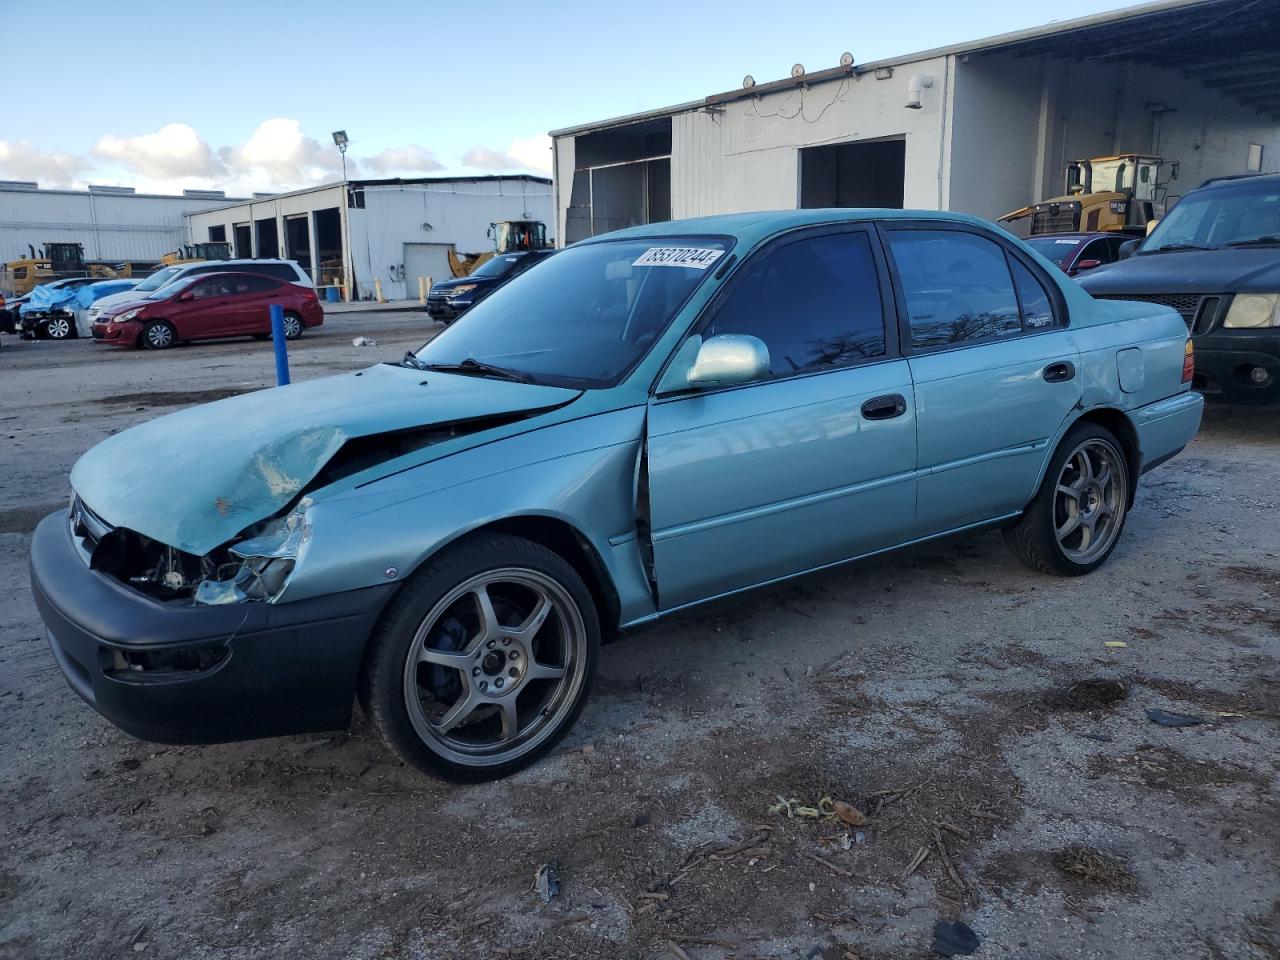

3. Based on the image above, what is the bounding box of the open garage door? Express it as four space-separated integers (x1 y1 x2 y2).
800 139 906 209
404 243 454 289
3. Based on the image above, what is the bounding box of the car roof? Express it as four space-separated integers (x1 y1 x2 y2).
1025 232 1118 241
1196 171 1280 191
578 208 994 248
181 270 284 282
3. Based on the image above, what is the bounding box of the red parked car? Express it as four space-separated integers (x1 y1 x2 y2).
92 272 323 349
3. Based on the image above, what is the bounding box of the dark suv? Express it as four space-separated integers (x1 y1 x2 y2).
1079 173 1280 404
427 250 554 323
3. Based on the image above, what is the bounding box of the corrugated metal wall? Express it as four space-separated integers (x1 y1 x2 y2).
0 190 238 263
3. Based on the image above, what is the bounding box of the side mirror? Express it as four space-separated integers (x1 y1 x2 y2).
687 334 770 388
179 291 195 301
1074 258 1103 272
1118 239 1140 260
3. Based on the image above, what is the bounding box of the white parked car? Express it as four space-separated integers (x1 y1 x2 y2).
87 259 313 324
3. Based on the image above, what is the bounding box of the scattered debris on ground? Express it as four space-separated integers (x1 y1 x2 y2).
1144 707 1207 727
1044 678 1128 711
533 862 561 902
1052 845 1139 892
932 919 981 956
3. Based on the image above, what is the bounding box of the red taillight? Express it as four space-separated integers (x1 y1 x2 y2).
1182 339 1195 383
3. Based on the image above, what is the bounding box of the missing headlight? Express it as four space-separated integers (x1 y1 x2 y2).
194 500 311 605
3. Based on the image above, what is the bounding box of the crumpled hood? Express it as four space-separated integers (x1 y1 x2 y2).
71 363 580 555
1080 248 1280 295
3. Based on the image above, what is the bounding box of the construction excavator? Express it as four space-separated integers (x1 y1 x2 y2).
1 242 163 296
447 220 549 278
999 154 1179 238
160 241 233 266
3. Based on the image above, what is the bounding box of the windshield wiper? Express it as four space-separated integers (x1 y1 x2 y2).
1141 242 1211 254
420 358 537 383
1222 236 1280 248
400 350 430 371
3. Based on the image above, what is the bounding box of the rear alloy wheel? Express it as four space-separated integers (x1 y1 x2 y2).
282 312 303 340
362 534 599 781
1004 423 1130 576
44 316 73 340
142 320 176 350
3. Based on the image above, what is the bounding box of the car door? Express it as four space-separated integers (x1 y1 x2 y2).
645 226 918 611
224 275 282 334
173 277 236 340
880 223 1080 537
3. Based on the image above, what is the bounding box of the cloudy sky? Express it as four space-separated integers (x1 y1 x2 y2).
0 0 1139 196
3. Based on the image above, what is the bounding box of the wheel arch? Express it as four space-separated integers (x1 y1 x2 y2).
397 513 623 638
1030 407 1140 512
1070 407 1141 506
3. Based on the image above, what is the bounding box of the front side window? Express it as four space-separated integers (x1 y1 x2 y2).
886 230 1022 349
701 231 887 378
414 238 729 388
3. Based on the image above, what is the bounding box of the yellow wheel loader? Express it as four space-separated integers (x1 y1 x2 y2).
447 220 549 278
999 155 1178 238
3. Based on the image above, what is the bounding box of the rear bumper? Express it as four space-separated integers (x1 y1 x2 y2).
1132 390 1203 474
30 510 395 744
1191 334 1280 405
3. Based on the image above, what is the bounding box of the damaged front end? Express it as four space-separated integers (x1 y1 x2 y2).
73 494 310 606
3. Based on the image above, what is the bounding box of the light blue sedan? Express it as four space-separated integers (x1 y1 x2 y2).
30 210 1203 780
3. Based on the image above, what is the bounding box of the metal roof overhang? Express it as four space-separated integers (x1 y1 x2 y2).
976 0 1280 119
550 0 1280 138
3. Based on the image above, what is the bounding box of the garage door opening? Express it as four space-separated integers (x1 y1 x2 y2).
800 138 906 209
255 218 279 259
285 215 311 272
233 223 251 258
566 118 672 243
313 207 345 292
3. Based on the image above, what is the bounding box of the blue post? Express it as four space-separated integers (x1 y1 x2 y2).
269 303 290 386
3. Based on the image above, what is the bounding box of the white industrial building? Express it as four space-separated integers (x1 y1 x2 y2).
551 0 1280 242
184 175 553 301
0 182 241 264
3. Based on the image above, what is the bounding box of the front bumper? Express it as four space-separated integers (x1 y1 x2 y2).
1192 331 1280 405
30 510 395 744
91 320 141 345
426 297 467 322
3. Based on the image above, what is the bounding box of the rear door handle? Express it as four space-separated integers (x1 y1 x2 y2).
1043 361 1076 383
861 394 907 420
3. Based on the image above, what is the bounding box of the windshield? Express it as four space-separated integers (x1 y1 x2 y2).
1144 180 1280 252
414 238 730 388
133 266 183 293
1026 236 1083 267
470 254 524 280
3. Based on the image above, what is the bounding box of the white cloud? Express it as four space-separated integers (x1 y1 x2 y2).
462 134 552 175
4 120 464 194
93 123 223 180
221 118 342 187
0 140 91 187
364 145 444 175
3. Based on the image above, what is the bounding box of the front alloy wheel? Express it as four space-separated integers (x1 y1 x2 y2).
362 534 599 781
44 316 73 340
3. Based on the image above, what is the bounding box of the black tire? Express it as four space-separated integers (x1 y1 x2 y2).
360 533 600 782
282 311 304 340
141 320 177 350
1004 422 1131 577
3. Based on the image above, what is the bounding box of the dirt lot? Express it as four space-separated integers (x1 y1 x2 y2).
1 315 1277 960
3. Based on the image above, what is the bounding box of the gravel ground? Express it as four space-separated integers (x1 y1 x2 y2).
1 316 1277 960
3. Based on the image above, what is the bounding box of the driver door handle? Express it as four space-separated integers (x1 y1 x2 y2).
861 394 907 420
1043 361 1076 383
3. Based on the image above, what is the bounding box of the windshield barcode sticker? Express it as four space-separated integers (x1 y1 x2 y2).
633 247 725 270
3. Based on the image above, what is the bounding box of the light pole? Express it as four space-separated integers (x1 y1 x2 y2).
332 130 349 181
